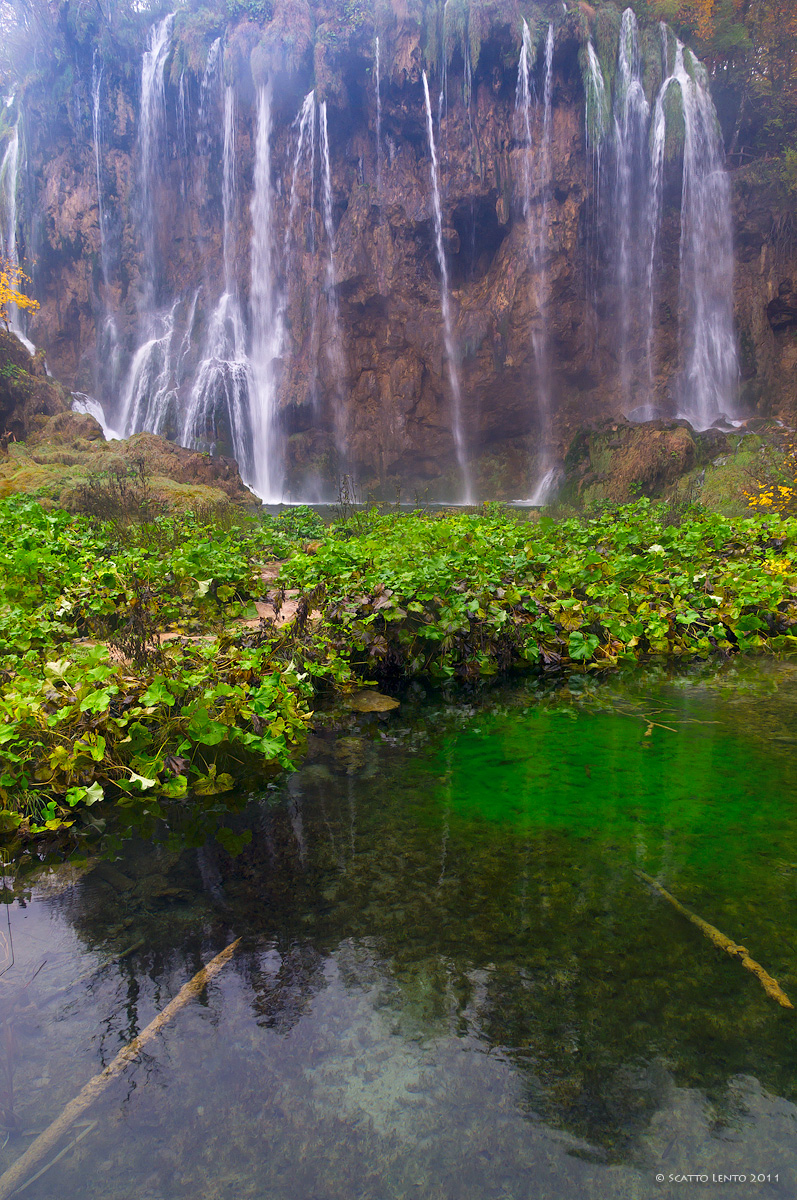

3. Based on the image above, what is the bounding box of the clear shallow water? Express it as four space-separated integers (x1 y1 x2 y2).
1 661 797 1198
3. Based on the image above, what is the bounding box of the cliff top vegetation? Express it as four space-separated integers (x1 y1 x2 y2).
0 0 792 172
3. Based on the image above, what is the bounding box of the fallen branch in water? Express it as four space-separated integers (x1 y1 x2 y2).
0 937 241 1200
634 869 793 1009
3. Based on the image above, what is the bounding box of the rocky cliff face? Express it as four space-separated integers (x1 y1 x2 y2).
11 1 796 501
733 171 797 422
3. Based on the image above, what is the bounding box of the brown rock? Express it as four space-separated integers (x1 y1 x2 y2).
345 690 400 713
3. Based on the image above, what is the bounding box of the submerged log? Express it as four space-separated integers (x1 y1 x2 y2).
0 938 241 1200
634 869 793 1009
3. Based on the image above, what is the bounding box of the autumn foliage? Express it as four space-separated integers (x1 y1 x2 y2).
0 259 38 331
632 0 797 161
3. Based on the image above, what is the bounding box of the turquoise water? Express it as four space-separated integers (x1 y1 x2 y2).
0 660 796 1198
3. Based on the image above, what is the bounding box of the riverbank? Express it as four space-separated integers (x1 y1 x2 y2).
1 494 796 848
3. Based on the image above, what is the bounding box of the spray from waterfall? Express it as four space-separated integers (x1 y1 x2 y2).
248 85 283 501
422 70 472 504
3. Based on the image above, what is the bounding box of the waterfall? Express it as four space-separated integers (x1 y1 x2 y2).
515 20 534 194
72 392 122 440
285 91 315 258
643 24 670 414
0 127 19 270
518 23 557 505
91 53 110 291
183 85 252 477
198 38 222 134
0 121 35 354
635 33 738 426
422 71 471 504
177 71 190 199
138 13 173 304
585 42 608 152
90 51 120 417
283 91 320 417
119 305 178 435
584 42 607 357
222 83 237 287
122 13 175 436
675 45 738 426
248 85 283 501
320 101 348 468
375 35 383 196
613 8 651 408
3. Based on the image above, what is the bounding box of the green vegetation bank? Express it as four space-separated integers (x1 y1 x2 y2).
2 493 797 850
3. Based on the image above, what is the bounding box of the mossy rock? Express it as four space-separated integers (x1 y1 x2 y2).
561 419 707 507
561 419 785 514
0 330 68 440
0 414 258 513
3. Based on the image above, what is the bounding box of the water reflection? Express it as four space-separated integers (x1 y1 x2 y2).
0 661 796 1197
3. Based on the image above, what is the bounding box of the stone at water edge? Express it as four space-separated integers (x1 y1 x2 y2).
345 690 400 713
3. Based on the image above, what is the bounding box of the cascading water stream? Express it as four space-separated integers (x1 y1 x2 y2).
675 45 738 426
91 54 110 292
319 101 348 469
72 393 122 440
177 71 190 198
515 20 534 173
642 23 670 415
638 32 737 426
515 21 557 504
0 120 35 355
183 83 252 478
584 42 607 355
121 13 176 436
422 70 472 504
138 14 173 305
90 51 121 415
285 92 315 262
530 23 555 504
375 35 383 197
248 85 283 501
282 91 318 414
120 305 178 435
613 8 651 408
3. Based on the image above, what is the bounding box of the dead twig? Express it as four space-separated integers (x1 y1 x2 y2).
0 938 241 1200
635 869 793 1009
